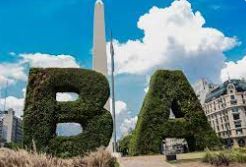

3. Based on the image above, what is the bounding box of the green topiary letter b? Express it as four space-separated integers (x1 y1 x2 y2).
23 68 113 157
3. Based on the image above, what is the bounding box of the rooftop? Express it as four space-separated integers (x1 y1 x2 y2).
205 79 246 103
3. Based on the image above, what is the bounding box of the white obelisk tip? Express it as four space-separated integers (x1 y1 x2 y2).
96 0 103 5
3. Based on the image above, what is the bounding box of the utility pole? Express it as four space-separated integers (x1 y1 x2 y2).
110 32 117 152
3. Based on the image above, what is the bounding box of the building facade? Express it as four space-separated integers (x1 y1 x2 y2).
193 79 216 104
203 79 246 147
0 108 22 144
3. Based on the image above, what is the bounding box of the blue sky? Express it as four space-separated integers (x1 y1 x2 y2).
0 0 246 138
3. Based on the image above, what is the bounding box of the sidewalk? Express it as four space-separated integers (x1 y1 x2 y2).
117 155 174 167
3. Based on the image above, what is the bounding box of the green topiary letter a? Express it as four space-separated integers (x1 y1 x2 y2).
130 70 220 155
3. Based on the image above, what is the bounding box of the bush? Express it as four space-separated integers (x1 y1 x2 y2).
203 148 246 166
23 68 113 157
119 133 133 156
203 150 230 166
231 149 246 163
216 152 230 166
202 149 215 163
78 147 116 167
0 147 117 167
233 147 246 154
232 152 246 163
4 142 23 150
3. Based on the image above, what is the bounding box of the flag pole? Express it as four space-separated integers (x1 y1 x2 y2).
110 31 117 152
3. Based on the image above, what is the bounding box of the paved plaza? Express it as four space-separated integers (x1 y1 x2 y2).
117 152 206 167
118 155 174 167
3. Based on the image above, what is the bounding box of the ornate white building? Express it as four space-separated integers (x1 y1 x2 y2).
203 79 246 147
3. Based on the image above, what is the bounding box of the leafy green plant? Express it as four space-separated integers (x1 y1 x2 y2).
231 149 246 163
203 150 230 166
202 149 215 163
203 148 246 165
4 142 23 150
119 133 133 156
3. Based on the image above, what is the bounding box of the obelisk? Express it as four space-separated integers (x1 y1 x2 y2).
93 0 108 76
93 0 114 152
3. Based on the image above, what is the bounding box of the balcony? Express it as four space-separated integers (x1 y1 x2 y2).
230 99 238 105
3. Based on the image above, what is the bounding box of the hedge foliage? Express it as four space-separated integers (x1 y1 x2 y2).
118 133 133 156
130 70 220 155
23 68 113 157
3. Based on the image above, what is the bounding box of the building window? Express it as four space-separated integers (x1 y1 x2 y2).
217 126 220 131
238 139 246 147
235 121 242 128
222 103 226 108
231 100 237 105
216 119 219 124
236 129 243 135
233 113 240 120
226 123 230 129
231 95 235 100
232 108 239 112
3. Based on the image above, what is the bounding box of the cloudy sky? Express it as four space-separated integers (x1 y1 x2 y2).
0 0 246 138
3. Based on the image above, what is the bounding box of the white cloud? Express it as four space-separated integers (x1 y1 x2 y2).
110 100 128 115
144 87 149 93
0 52 80 118
120 116 138 136
22 88 27 98
56 123 82 137
0 63 27 87
21 53 80 68
0 96 24 118
56 92 79 102
109 0 237 82
220 56 246 82
9 52 16 56
109 99 137 138
0 53 80 88
144 76 150 93
115 100 127 115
